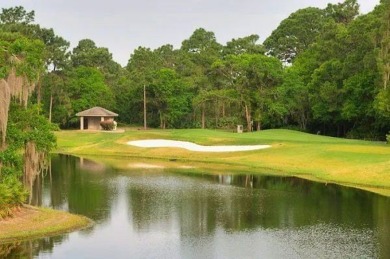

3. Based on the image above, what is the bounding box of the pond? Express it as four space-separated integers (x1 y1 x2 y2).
1 155 389 258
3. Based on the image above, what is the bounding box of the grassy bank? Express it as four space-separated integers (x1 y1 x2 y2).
0 205 92 244
55 128 390 196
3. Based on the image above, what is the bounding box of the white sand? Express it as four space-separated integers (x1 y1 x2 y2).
127 139 271 152
127 163 196 169
128 163 165 169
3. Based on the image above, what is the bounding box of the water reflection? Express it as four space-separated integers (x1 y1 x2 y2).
181 173 380 228
125 173 389 258
1 155 389 259
30 155 115 222
0 235 66 259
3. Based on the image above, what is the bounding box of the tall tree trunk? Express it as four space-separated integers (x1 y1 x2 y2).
143 84 147 130
245 103 251 132
49 93 53 123
299 111 308 131
380 5 390 90
215 101 219 127
159 112 166 129
160 112 163 129
201 103 206 129
36 75 41 107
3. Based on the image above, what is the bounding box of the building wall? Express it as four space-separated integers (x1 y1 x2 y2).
104 117 114 122
87 117 101 130
81 116 117 130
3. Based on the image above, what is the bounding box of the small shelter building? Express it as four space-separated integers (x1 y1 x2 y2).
76 107 118 130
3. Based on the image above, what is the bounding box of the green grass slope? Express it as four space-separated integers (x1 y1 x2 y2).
55 128 390 196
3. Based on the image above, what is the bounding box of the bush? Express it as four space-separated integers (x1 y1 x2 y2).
0 177 27 218
100 120 115 130
387 132 390 144
217 117 241 130
50 123 60 131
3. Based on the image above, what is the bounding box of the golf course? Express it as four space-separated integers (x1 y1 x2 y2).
55 128 390 196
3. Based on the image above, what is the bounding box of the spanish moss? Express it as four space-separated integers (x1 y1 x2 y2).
23 141 47 204
0 79 10 147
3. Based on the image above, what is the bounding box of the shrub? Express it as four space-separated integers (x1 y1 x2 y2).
217 117 241 130
100 120 114 130
50 123 60 131
0 176 27 218
387 132 389 144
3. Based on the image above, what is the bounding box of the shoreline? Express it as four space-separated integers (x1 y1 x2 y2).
54 129 390 196
81 154 390 197
0 205 92 244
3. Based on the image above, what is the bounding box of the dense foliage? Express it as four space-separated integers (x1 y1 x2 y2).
0 7 56 215
2 1 383 139
1 0 389 211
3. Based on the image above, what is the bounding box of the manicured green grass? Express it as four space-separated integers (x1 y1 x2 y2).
0 205 92 244
55 128 390 196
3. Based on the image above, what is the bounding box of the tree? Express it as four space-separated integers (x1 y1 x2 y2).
181 28 222 128
154 44 178 69
339 10 384 137
275 68 309 130
34 28 70 106
125 47 160 126
223 34 264 56
6 104 56 202
375 0 390 118
0 10 56 213
39 28 70 71
65 66 114 126
41 71 70 124
72 39 110 68
217 54 283 131
181 28 221 55
0 6 34 24
71 39 121 72
0 31 45 145
150 68 190 128
309 60 344 131
0 6 72 113
247 54 284 130
71 39 122 86
286 1 390 138
325 0 359 24
263 7 326 63
0 6 70 72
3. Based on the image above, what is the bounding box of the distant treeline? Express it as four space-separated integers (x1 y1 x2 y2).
1 0 389 140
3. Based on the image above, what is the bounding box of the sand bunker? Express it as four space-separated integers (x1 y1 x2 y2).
128 163 165 169
127 139 270 152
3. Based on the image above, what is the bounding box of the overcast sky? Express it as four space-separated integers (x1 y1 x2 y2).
1 0 380 66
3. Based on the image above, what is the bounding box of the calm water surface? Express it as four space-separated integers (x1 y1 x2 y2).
1 155 389 259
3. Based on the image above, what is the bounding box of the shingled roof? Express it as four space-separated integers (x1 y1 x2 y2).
76 107 118 117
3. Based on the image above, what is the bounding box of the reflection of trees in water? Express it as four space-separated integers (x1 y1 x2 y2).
30 155 75 208
127 178 218 236
126 175 268 237
0 235 67 259
193 173 383 228
31 155 114 221
126 172 389 244
20 158 389 258
6 155 118 258
373 197 390 259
